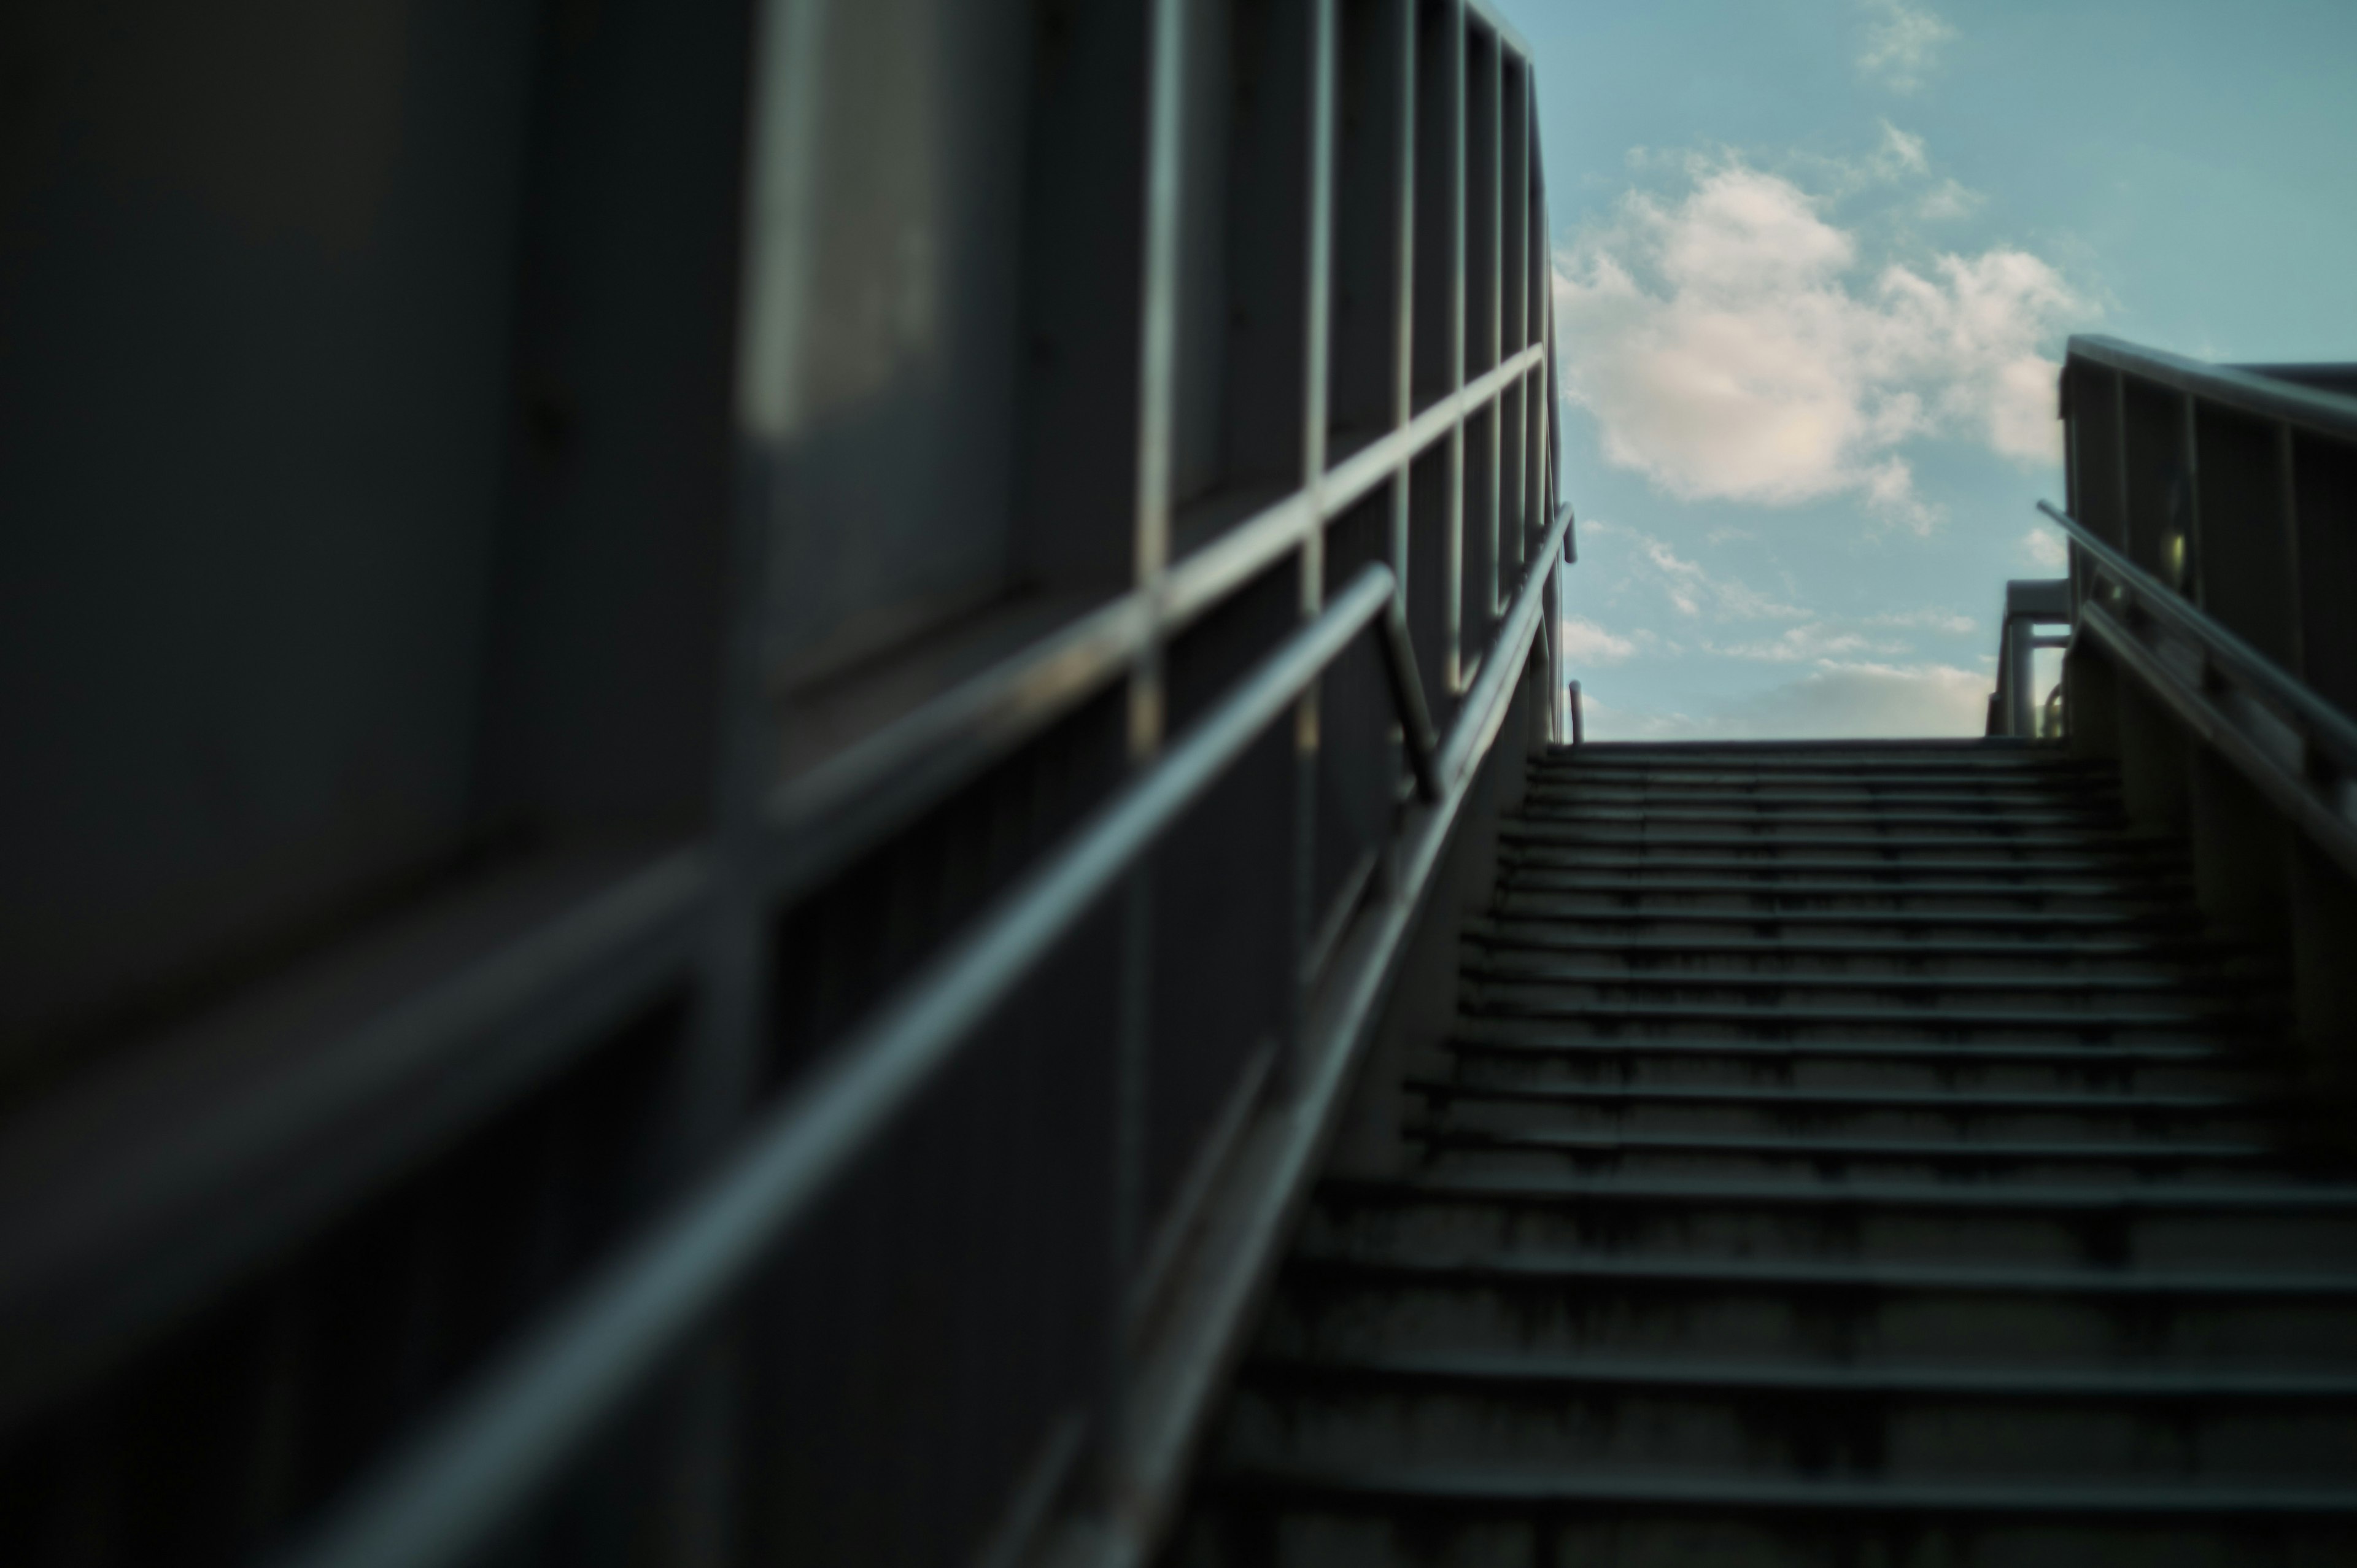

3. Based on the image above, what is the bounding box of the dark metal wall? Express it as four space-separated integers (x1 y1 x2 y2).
0 2 1564 1564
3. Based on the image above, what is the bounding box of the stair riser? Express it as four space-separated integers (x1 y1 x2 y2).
1217 1381 2357 1482
1258 1276 2357 1369
1411 1144 2285 1188
1420 1098 2266 1145
1172 1502 2357 1568
1465 944 2232 981
1439 1049 2247 1097
1490 900 2202 937
1452 1013 2254 1048
1298 1202 2357 1273
1520 791 2126 815
1499 839 2178 863
1465 975 2243 1011
1494 887 2191 914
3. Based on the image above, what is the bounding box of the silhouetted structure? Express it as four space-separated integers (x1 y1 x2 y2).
0 3 1565 1565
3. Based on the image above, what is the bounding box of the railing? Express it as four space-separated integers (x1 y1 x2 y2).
276 500 1570 1568
0 6 1568 1568
1986 578 2071 738
2038 499 2357 875
2045 334 2357 878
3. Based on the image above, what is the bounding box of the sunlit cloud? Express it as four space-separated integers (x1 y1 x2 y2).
1552 149 2081 529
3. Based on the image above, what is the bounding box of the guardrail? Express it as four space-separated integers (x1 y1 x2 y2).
2039 498 2357 877
1987 577 2072 739
0 7 1568 1567
276 506 1573 1568
2038 334 2357 1064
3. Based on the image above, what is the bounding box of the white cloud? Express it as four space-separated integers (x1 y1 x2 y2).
2021 525 2069 570
1561 616 1638 666
1552 152 2080 527
1857 0 1956 93
1584 660 1991 741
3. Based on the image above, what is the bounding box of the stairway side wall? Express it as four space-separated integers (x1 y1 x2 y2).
2069 638 2357 1105
1325 641 1541 1178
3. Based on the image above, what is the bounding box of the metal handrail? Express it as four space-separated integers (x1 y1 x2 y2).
265 492 1554 1568
2067 334 2357 444
2038 500 2357 776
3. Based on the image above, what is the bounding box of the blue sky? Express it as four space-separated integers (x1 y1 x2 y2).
1521 0 2357 738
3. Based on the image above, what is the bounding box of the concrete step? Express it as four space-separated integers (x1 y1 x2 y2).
1439 1028 2252 1096
1406 1125 2288 1186
1174 1468 2357 1568
1489 897 2204 935
1501 820 2177 855
1301 1174 2357 1272
1464 954 2251 1002
1218 1351 2357 1482
1465 919 2253 977
1457 993 2262 1045
1520 787 2126 817
1503 848 2188 881
1261 1249 2357 1368
1411 1078 2266 1144
1530 776 2126 805
1496 873 2191 908
1529 762 2115 787
1512 801 2138 828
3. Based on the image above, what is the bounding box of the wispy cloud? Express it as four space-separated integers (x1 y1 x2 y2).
1552 148 2081 528
1560 616 1638 665
1916 177 1983 222
1713 623 1897 663
2021 525 2069 570
1867 606 1978 633
1857 0 1956 93
1586 520 1806 621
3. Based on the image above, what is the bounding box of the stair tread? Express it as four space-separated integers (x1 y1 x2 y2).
1321 1172 2357 1214
1412 1127 2274 1165
1288 1249 2357 1298
1210 1460 2357 1515
1493 902 2200 929
1500 873 2190 898
1504 826 2175 852
1466 960 2242 995
1466 923 2240 961
1447 1027 2233 1063
1463 997 2255 1030
1409 1078 2243 1112
1245 1350 2357 1401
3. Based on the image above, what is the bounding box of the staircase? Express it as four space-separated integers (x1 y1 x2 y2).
1174 740 2357 1567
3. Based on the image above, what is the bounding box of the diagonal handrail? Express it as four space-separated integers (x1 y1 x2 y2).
260 496 1549 1568
2038 500 2357 778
